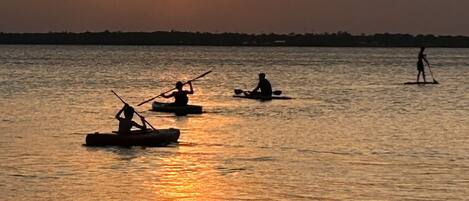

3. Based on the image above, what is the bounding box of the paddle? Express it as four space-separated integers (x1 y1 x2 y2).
427 64 439 84
111 90 157 131
234 89 282 96
137 70 212 106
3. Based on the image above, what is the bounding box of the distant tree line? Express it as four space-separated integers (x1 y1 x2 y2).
1 31 469 47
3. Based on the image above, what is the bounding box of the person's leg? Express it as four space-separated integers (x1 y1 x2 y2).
248 91 261 96
417 71 421 82
170 101 187 107
260 91 272 98
422 71 426 82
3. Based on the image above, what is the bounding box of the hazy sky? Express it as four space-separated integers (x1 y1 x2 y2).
1 0 468 35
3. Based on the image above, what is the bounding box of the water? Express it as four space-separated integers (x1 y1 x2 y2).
0 45 468 200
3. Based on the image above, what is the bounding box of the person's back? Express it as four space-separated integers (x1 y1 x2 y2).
173 90 189 106
118 118 133 134
417 50 425 69
161 81 194 106
258 78 272 96
115 104 147 134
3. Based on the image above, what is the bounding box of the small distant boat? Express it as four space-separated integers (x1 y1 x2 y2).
151 102 203 115
85 129 180 147
233 89 292 100
404 81 439 85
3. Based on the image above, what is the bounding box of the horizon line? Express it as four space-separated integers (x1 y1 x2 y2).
1 30 469 37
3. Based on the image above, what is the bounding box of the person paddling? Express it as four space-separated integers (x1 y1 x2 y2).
249 73 272 97
160 81 194 106
115 104 148 134
417 47 430 83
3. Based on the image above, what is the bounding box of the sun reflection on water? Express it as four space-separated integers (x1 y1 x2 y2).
142 113 244 200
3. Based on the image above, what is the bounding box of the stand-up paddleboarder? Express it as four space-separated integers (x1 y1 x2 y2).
416 47 430 83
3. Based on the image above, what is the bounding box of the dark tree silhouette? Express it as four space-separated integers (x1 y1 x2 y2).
1 31 468 47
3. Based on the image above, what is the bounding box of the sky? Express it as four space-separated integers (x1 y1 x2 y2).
1 0 468 35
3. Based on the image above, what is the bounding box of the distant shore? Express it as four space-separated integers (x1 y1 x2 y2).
1 31 469 47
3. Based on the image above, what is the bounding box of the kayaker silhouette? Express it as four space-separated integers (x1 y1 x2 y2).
417 47 430 83
160 81 194 106
115 104 148 134
248 73 272 97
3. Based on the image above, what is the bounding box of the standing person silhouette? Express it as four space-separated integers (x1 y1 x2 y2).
417 47 430 83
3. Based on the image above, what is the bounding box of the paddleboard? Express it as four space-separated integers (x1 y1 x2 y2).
404 81 439 85
233 95 292 100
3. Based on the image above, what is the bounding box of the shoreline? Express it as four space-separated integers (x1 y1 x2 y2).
1 31 469 48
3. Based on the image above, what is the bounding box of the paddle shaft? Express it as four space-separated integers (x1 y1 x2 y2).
111 90 157 131
137 70 212 106
427 64 438 83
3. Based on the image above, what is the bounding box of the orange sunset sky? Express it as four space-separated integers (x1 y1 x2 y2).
1 0 468 35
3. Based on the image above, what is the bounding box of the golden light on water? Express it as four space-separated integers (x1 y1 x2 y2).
143 148 239 200
150 156 205 199
141 113 244 199
2 46 468 200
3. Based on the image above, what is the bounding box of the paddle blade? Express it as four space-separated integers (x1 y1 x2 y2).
234 89 244 95
273 90 282 96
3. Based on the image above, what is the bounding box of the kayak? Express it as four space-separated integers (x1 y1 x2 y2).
151 102 203 115
404 81 439 85
233 95 292 100
85 129 180 147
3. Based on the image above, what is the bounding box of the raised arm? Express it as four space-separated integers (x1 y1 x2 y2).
132 116 148 130
186 81 194 94
423 55 430 66
252 81 261 92
115 104 127 119
161 91 175 98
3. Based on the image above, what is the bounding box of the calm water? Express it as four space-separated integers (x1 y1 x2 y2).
0 45 468 200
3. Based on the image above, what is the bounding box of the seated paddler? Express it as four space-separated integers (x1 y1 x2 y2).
115 104 147 134
248 73 272 97
160 81 194 106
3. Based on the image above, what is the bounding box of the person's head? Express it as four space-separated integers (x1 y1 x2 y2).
420 47 426 52
176 81 184 90
124 105 134 119
258 73 266 80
